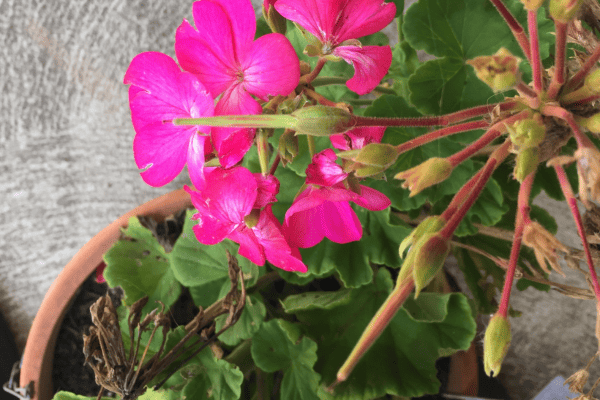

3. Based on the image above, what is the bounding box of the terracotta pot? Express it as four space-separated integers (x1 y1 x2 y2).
20 188 192 400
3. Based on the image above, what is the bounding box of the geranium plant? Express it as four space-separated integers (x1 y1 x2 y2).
52 0 600 398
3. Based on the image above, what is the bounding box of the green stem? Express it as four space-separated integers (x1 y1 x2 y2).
225 339 254 376
497 171 535 317
307 135 316 158
256 129 270 175
173 114 297 129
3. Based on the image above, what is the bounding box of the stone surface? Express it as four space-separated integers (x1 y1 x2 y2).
1 0 599 399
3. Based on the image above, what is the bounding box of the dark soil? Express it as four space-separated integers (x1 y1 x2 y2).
52 272 123 397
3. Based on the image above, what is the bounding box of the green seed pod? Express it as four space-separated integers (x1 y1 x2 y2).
291 106 354 136
514 147 539 182
508 114 546 149
483 314 511 377
549 0 584 22
411 233 451 298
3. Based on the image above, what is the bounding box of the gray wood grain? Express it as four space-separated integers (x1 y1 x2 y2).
1 0 599 398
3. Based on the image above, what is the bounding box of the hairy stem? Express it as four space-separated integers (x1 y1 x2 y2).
332 278 416 387
528 10 543 93
554 164 600 301
497 171 535 317
395 120 489 154
488 0 532 60
542 104 594 148
299 58 326 85
440 140 511 239
567 43 600 91
547 21 568 99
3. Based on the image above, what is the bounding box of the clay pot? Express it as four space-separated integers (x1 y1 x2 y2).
19 189 192 400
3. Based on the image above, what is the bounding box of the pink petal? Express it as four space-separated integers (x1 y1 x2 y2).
175 19 236 98
187 133 209 191
334 0 396 43
201 0 256 58
242 33 300 100
353 185 391 210
124 52 182 104
133 122 193 187
333 45 392 95
229 227 266 265
274 0 338 42
330 126 386 151
212 85 261 167
254 174 280 209
254 206 307 272
305 149 348 187
320 200 363 244
186 168 258 245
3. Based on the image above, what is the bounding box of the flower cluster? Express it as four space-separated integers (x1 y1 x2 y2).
124 0 395 274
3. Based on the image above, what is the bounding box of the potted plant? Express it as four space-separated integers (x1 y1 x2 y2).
14 0 600 398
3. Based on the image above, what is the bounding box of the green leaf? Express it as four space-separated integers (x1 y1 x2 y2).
403 0 553 60
282 269 476 398
454 177 509 237
279 289 353 312
251 319 321 400
52 392 113 400
408 57 466 115
103 216 181 312
530 204 558 234
453 247 498 314
389 41 421 101
170 210 260 307
215 293 267 346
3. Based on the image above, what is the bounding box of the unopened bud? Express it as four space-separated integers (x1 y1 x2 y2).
520 0 546 10
508 114 546 149
584 69 600 96
412 233 451 297
562 70 600 103
263 0 287 34
338 143 399 177
514 147 539 182
549 0 584 22
291 106 354 136
577 113 600 134
399 216 446 257
467 48 520 92
394 157 453 197
483 313 511 377
278 129 299 166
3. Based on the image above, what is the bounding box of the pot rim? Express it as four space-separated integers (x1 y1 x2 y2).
19 188 192 400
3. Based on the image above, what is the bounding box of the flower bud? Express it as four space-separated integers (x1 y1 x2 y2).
338 143 399 177
412 233 451 297
467 48 521 92
483 313 511 377
291 106 354 136
562 70 600 103
549 0 584 22
577 113 600 134
394 157 454 197
278 129 299 166
584 69 600 96
263 0 287 34
507 114 546 149
514 147 539 182
399 216 446 258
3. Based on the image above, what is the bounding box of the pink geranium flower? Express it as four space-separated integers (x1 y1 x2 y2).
283 149 391 248
275 0 396 95
124 52 214 189
330 126 387 151
187 167 307 273
175 0 300 167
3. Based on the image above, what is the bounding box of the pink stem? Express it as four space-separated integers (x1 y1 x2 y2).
567 43 600 91
547 21 568 99
446 110 530 167
333 278 415 387
396 120 489 154
352 101 518 129
497 171 535 317
300 58 326 85
542 104 594 148
562 94 600 107
488 0 532 61
440 140 512 239
516 82 538 100
528 10 543 93
554 164 600 301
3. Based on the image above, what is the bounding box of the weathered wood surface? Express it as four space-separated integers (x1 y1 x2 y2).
1 0 599 398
